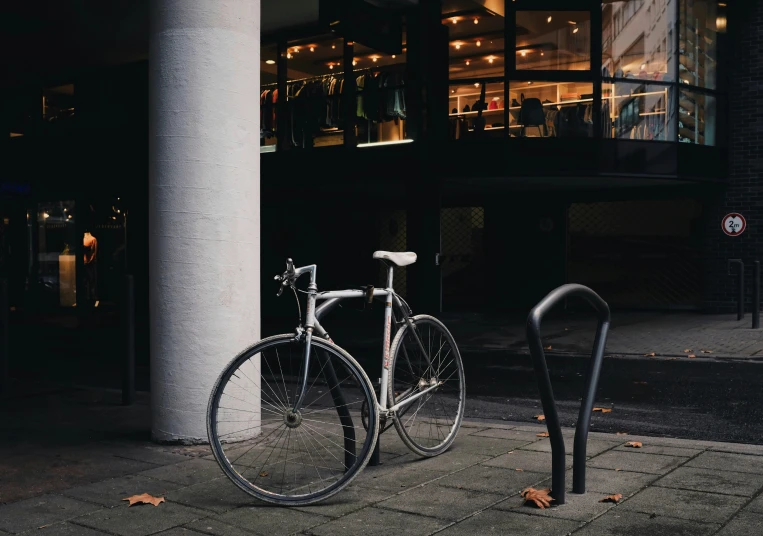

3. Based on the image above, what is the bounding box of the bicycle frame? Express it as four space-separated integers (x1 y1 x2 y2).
289 263 437 416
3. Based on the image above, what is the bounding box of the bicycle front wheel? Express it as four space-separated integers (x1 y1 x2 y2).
388 315 465 457
207 334 379 506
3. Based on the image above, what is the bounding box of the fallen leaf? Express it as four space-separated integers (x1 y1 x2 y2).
259 471 269 477
535 414 546 421
544 345 552 350
600 494 623 503
593 407 613 413
687 354 696 359
616 432 628 436
644 352 656 357
521 487 555 509
537 432 550 437
683 349 692 353
615 468 622 471
625 441 643 448
516 468 524 472
123 493 165 507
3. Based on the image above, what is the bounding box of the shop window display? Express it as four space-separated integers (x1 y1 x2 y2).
37 201 77 307
445 1 505 81
516 11 591 71
260 44 278 152
449 81 505 139
603 81 676 141
678 89 715 145
679 0 719 90
508 81 594 137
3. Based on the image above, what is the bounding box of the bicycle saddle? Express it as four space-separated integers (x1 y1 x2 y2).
373 251 417 267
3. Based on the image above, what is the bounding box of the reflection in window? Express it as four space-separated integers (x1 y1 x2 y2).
445 2 504 80
285 35 346 148
602 0 674 81
603 82 676 141
516 11 591 71
449 82 505 140
353 42 408 146
261 44 278 152
508 81 593 137
678 90 715 145
37 201 77 307
679 0 719 90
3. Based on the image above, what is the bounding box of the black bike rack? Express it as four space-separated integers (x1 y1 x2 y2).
527 284 611 505
728 259 745 321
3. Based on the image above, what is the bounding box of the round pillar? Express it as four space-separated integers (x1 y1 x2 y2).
149 0 261 442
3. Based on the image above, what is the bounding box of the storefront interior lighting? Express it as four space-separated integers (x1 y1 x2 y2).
521 50 527 57
455 43 461 49
329 64 334 69
547 16 552 23
466 60 470 65
392 54 396 58
358 139 414 148
488 56 494 63
372 56 378 62
287 53 292 59
332 44 336 49
265 59 276 65
473 18 479 24
476 40 481 47
573 27 579 33
309 46 315 52
451 17 458 24
43 213 50 219
716 15 726 32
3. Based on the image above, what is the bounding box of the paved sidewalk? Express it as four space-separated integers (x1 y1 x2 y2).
3 402 763 535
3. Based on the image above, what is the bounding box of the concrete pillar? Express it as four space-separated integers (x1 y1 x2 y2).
149 0 261 442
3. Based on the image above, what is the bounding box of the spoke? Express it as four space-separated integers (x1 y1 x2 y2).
301 421 360 463
275 347 292 409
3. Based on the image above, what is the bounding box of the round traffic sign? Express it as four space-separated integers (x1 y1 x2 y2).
722 213 747 236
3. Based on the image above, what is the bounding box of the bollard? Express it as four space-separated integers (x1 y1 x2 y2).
754 261 760 330
728 259 745 321
122 274 136 405
527 284 611 505
0 278 8 398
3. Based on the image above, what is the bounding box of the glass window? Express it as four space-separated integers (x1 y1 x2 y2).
603 81 676 141
260 44 278 153
352 42 408 146
449 81 505 139
445 2 505 80
516 11 591 71
679 0 719 90
286 35 345 148
42 84 75 125
678 89 715 145
603 0 674 82
508 80 594 137
37 201 77 307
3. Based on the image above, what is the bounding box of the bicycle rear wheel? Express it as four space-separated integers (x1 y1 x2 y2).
388 315 465 457
207 334 379 506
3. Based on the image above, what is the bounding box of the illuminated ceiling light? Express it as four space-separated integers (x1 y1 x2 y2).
474 18 479 25
540 51 544 56
451 89 456 93
265 59 276 65
521 50 527 57
476 40 481 47
372 56 378 62
329 64 334 69
474 83 479 87
455 43 461 50
287 53 292 59
451 17 458 24
640 63 646 70
488 56 494 63
43 213 50 219
465 60 470 66
392 54 396 58
547 16 552 23
353 60 357 66
332 44 336 49
309 46 315 52
573 27 579 33
716 15 727 32
568 21 577 25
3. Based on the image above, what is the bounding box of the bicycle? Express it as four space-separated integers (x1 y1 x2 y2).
207 252 466 506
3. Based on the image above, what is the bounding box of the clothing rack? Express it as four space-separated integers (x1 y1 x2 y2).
261 64 406 89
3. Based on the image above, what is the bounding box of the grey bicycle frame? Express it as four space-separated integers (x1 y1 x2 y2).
289 262 437 415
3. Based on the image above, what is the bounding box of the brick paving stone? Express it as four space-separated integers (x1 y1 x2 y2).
22 523 111 535
166 477 253 514
618 486 747 524
468 428 542 443
564 467 658 496
572 510 720 536
74 502 207 536
686 451 763 474
353 463 444 492
520 438 620 457
654 466 763 497
745 493 763 515
183 518 256 536
213 505 330 536
716 511 763 535
62 474 181 507
378 484 505 522
386 451 491 473
0 494 101 534
611 444 702 457
148 529 206 535
494 489 616 522
437 465 548 496
449 434 537 456
587 450 687 475
138 458 223 487
291 485 393 518
307 506 448 536
435 509 581 535
706 443 763 455
482 449 572 473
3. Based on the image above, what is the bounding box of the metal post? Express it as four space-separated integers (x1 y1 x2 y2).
527 284 611 504
0 278 8 398
754 261 760 329
369 436 381 466
728 259 744 321
318 349 357 471
122 274 136 405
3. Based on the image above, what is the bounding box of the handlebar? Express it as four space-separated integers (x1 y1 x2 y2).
274 258 297 296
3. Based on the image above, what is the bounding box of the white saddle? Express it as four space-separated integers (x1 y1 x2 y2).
373 251 417 267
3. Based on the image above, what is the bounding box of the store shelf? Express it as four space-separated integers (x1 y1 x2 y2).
449 108 504 117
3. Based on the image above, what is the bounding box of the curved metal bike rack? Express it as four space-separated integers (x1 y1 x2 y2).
526 284 611 505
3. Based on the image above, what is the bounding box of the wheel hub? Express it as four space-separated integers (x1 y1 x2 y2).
284 410 302 428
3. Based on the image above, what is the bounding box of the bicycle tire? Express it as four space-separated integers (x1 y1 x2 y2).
207 334 379 506
388 315 465 457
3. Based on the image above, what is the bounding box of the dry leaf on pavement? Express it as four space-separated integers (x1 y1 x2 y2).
644 352 656 357
259 471 269 477
600 494 623 503
683 349 692 353
122 493 165 507
521 487 555 509
535 414 546 421
616 432 628 436
687 354 696 358
593 407 613 413
625 441 643 448
537 432 550 437
615 468 622 471
516 468 524 472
